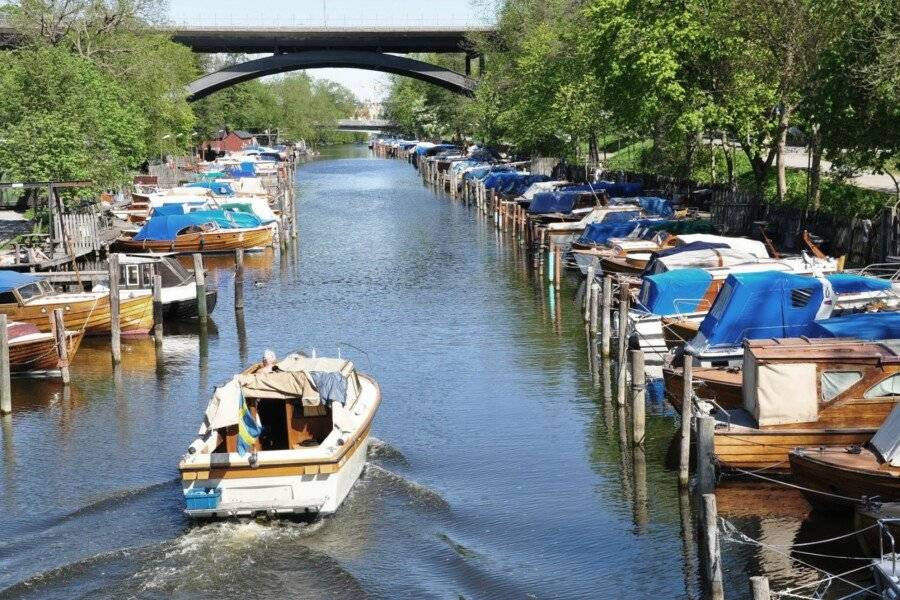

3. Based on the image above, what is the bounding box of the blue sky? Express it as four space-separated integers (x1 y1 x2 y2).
168 0 496 101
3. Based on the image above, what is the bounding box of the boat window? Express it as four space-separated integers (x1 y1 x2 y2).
864 374 900 398
0 291 17 304
16 283 44 301
160 261 185 287
791 287 816 308
141 264 153 287
821 370 864 401
122 265 140 287
709 284 733 320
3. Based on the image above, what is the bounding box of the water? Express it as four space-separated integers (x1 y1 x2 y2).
0 146 868 598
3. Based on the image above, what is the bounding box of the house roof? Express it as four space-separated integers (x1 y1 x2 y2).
214 129 256 141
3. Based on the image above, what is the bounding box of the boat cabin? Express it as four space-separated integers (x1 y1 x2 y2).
0 272 56 307
117 254 195 291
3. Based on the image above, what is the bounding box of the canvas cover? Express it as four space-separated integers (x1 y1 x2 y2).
635 196 675 217
0 271 39 293
676 234 770 259
577 219 648 246
826 273 893 294
694 271 825 349
643 242 734 274
743 354 819 426
520 181 568 200
133 210 262 241
870 403 900 467
637 268 714 316
807 312 900 340
187 181 235 196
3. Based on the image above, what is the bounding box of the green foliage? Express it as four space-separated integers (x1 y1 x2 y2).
0 46 147 188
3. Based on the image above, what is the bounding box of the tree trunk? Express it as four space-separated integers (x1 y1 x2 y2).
588 131 599 165
808 123 822 210
775 108 791 203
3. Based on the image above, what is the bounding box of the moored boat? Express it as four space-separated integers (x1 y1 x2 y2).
6 321 83 376
179 352 381 518
115 210 272 254
116 254 218 319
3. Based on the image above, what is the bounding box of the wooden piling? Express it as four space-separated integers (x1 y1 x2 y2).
697 415 716 495
601 275 612 357
108 253 121 364
152 274 163 343
679 359 693 487
749 576 769 600
193 253 208 324
590 282 600 336
234 248 245 312
630 349 645 446
52 309 71 384
554 244 562 290
702 494 724 599
584 266 595 321
616 279 629 406
0 314 10 414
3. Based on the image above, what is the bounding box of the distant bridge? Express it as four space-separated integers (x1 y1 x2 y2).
0 20 492 99
336 119 397 133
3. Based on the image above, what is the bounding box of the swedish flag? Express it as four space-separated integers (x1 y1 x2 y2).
237 392 262 457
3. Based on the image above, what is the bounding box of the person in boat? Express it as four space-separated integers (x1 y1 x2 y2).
259 350 277 373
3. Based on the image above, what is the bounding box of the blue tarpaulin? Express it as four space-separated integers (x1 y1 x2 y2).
807 312 900 340
637 196 675 217
577 218 673 246
696 272 826 348
528 191 581 214
592 181 644 196
187 182 234 196
0 271 39 293
826 273 893 294
637 269 714 316
225 162 256 178
133 210 263 241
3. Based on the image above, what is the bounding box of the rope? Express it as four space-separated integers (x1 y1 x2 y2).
729 465 870 505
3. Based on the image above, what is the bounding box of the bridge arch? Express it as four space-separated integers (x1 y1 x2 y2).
186 50 477 101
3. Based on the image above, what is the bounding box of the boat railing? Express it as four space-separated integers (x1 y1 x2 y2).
879 518 898 576
671 298 712 318
850 263 900 283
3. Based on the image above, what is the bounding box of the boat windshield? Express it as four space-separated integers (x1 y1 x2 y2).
17 283 45 301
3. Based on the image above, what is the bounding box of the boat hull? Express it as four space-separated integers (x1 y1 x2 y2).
789 447 900 512
714 428 876 472
663 366 743 412
115 226 273 254
163 290 218 320
9 330 83 375
0 294 153 336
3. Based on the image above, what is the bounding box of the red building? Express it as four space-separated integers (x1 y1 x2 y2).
207 130 257 153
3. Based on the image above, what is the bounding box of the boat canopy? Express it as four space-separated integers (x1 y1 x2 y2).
187 182 235 196
225 162 257 178
637 268 714 316
199 355 361 433
0 271 40 292
577 218 671 246
133 210 263 241
643 241 731 274
807 312 900 340
632 197 674 218
695 271 826 349
871 404 900 467
825 273 893 294
676 234 770 259
219 199 277 224
483 172 550 196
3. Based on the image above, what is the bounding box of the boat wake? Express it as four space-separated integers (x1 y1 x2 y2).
366 437 409 466
363 463 451 513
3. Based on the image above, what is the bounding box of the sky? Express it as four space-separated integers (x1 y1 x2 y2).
167 0 496 102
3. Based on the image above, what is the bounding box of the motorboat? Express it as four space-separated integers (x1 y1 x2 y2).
115 210 272 254
179 353 381 518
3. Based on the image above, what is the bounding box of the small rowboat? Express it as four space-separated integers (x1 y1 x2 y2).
7 321 83 375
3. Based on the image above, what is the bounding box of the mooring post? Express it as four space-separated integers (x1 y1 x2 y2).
108 253 121 364
630 349 645 446
547 243 555 282
554 244 562 290
697 415 716 495
192 253 208 324
52 309 71 385
601 275 612 357
679 359 694 487
234 248 245 312
584 266 595 320
590 282 600 336
152 274 163 344
0 314 10 414
702 494 724 599
750 576 769 600
616 279 629 406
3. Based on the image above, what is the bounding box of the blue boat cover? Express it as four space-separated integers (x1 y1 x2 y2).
187 182 234 196
826 273 893 294
697 272 825 347
225 162 257 178
637 196 675 218
152 204 187 216
0 271 40 293
807 312 900 340
637 269 714 316
602 210 641 223
592 181 644 197
577 218 673 246
133 210 263 241
482 172 550 196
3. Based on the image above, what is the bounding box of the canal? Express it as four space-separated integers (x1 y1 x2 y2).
0 145 853 598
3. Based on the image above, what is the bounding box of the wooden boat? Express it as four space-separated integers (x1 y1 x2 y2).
707 338 900 472
855 502 900 557
661 316 701 351
7 321 83 375
662 365 742 412
0 272 153 336
115 225 272 254
179 353 381 518
790 403 900 512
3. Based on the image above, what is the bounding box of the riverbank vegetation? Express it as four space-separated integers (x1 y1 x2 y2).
0 0 362 193
386 0 899 214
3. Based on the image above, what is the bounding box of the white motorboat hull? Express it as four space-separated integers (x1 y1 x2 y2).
182 431 370 518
